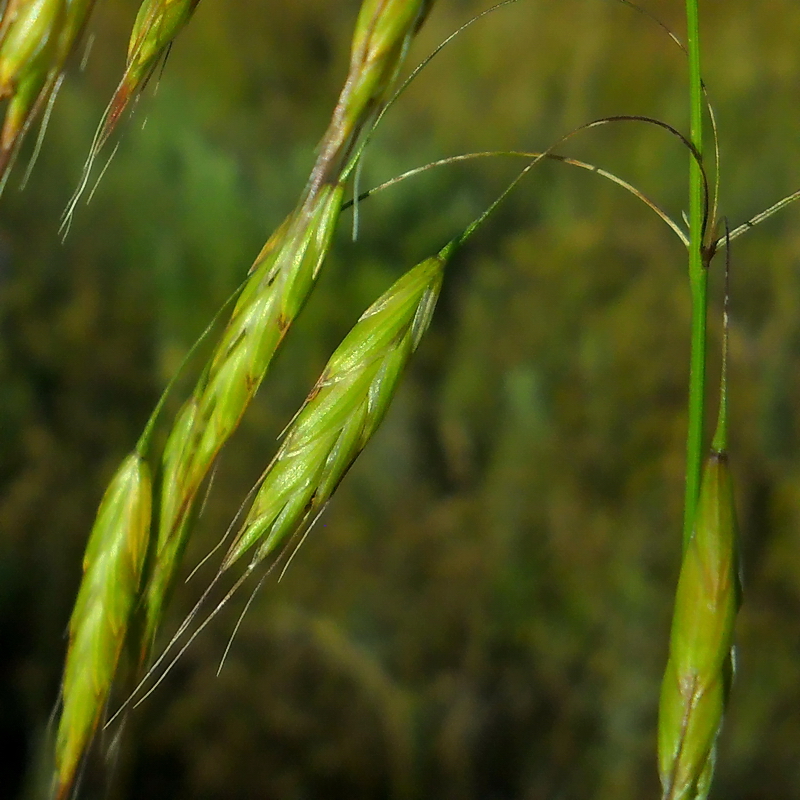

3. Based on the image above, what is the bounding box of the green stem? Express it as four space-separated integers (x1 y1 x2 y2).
682 0 707 551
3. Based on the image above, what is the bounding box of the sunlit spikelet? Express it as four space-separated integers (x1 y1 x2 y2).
222 243 451 573
54 452 152 800
96 0 201 149
310 0 434 191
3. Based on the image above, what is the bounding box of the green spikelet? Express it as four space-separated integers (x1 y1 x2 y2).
0 0 95 185
222 241 453 573
658 448 740 800
97 0 200 146
0 0 63 91
0 0 63 164
141 183 344 658
127 0 200 70
311 0 434 191
54 452 152 800
658 269 741 800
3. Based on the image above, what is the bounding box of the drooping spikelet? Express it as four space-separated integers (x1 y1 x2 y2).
54 451 152 800
310 0 434 192
0 0 96 189
222 240 453 573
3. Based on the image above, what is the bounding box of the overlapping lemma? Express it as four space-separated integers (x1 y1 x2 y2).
0 0 96 186
143 183 343 657
54 452 152 800
141 0 436 661
222 241 453 574
658 442 741 800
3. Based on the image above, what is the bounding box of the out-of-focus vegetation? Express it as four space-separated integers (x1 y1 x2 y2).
1 0 799 797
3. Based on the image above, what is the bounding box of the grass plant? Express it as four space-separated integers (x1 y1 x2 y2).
3 0 800 797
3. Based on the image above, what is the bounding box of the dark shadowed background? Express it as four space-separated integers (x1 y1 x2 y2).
2 1 800 798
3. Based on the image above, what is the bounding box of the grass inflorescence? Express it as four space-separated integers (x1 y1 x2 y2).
54 450 152 800
222 243 451 575
53 2 438 795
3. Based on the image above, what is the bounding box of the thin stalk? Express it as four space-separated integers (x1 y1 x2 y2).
682 0 707 551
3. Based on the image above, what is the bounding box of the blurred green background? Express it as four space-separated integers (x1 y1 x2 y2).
2 1 800 798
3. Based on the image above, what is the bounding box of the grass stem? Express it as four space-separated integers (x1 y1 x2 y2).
682 0 707 551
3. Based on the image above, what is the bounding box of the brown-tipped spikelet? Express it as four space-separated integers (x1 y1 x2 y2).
311 0 434 190
658 447 741 800
141 183 344 658
55 452 152 800
0 0 95 186
97 0 200 147
222 241 453 573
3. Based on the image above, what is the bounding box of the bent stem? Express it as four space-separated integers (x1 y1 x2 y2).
682 0 708 552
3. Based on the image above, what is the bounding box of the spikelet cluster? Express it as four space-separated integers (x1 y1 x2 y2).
139 0 437 659
53 2 437 792
658 444 741 800
54 452 152 799
222 243 452 573
0 0 96 186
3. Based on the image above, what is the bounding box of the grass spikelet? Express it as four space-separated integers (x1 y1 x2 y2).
95 0 200 153
658 254 740 800
54 451 152 800
0 0 63 176
310 0 434 192
0 0 95 190
141 181 345 659
658 447 740 800
221 240 452 574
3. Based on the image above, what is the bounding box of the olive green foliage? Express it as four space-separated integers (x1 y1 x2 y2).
1 1 800 799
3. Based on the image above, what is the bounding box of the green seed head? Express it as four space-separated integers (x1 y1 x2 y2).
0 0 63 95
311 0 434 189
222 247 448 572
658 450 741 800
55 452 152 800
0 0 95 177
140 183 344 659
